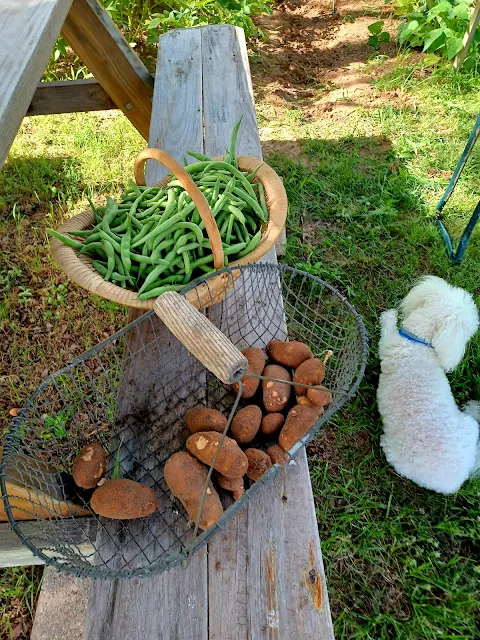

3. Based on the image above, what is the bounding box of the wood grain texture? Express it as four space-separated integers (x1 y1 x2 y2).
27 78 116 115
0 519 97 567
201 25 333 639
146 28 203 184
86 28 208 639
154 292 247 384
62 0 153 139
0 0 73 168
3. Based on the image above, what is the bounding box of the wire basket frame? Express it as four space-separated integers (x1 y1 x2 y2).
1 264 368 579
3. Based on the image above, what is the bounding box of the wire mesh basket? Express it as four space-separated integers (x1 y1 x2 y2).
1 264 367 579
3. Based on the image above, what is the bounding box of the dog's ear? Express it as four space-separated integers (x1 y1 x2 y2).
400 276 449 319
431 319 469 372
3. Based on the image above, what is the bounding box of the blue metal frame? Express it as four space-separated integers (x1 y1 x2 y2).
435 114 480 264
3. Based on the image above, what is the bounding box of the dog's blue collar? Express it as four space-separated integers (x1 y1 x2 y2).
398 327 433 348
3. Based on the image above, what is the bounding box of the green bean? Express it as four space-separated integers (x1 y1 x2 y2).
102 197 119 233
161 275 185 284
184 161 212 174
225 116 242 167
226 215 234 244
99 229 121 253
81 231 102 244
256 181 268 222
182 250 192 281
177 242 201 254
93 260 132 283
244 214 258 233
137 284 185 301
71 228 97 237
121 225 132 273
228 204 246 226
231 186 267 223
212 177 221 203
237 229 262 257
212 178 235 215
138 249 177 294
103 240 116 280
234 220 248 244
130 251 153 264
131 210 185 249
79 242 107 258
223 242 247 255
187 150 212 162
46 229 84 250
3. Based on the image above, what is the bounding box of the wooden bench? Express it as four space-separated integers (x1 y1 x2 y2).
0 3 333 637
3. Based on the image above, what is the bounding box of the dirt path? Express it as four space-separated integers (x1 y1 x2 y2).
252 0 411 122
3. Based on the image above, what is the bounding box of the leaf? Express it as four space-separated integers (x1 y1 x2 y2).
399 19 420 42
452 3 470 20
368 21 384 35
445 36 464 59
379 31 390 43
422 28 445 51
427 1 453 20
368 34 379 48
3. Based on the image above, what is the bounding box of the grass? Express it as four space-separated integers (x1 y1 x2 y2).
1 56 480 640
0 567 43 638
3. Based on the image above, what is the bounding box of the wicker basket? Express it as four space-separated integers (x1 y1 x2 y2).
50 149 288 310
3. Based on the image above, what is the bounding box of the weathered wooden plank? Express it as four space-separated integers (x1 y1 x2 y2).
453 0 480 71
0 519 97 568
146 28 203 184
27 78 116 116
62 0 153 139
85 27 208 640
201 25 333 639
0 0 73 168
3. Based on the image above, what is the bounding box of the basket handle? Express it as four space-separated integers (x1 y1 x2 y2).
154 291 248 385
134 148 224 270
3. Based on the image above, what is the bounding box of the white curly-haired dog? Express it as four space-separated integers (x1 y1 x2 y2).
377 276 480 494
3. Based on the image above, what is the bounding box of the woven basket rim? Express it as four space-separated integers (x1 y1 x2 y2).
50 156 287 309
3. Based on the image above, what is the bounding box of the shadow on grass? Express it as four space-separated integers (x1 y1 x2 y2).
263 135 480 639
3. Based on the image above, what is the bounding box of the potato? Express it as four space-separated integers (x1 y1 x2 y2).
266 340 313 368
232 348 266 399
217 474 245 501
307 386 332 407
72 442 106 489
293 358 325 395
260 412 284 436
297 395 325 416
90 478 159 520
186 432 248 479
164 452 223 529
267 444 289 465
262 364 291 412
245 448 272 481
185 407 227 434
230 405 262 444
279 405 319 451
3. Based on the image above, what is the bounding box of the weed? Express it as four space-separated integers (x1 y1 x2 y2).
39 407 75 441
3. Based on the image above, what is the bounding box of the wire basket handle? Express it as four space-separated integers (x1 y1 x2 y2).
154 291 247 384
134 148 224 270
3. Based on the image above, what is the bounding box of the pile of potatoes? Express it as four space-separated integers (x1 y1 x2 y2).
164 339 332 531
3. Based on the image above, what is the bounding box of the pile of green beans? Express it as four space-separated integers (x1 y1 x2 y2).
47 123 268 300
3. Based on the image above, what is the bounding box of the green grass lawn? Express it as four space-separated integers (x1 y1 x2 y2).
1 60 480 638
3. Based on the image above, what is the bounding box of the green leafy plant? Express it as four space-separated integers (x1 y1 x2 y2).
368 20 391 49
39 407 75 440
396 0 479 68
146 0 273 43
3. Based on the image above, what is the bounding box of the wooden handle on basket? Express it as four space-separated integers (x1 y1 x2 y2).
154 292 248 385
134 148 224 270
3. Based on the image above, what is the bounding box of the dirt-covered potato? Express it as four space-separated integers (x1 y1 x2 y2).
217 474 245 500
260 412 285 436
279 405 318 451
230 405 262 444
266 340 313 368
164 452 223 529
262 364 291 412
90 478 159 519
186 432 248 479
185 407 227 434
232 348 266 399
267 444 289 465
293 358 326 395
297 395 325 416
307 386 332 407
245 448 272 481
72 442 106 489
